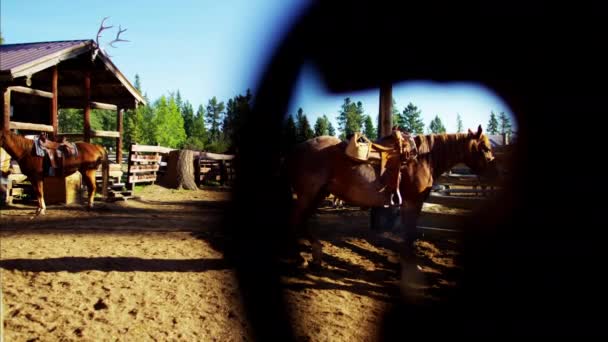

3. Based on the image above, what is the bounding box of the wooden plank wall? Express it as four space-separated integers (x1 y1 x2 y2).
194 152 235 186
126 144 175 188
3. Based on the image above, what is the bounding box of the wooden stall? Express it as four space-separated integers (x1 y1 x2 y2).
194 152 235 187
0 39 145 204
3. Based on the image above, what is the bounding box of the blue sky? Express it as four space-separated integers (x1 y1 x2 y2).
288 64 516 134
2 0 515 135
1 0 310 108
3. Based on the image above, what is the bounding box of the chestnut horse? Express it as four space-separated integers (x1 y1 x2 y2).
286 125 498 267
0 130 109 215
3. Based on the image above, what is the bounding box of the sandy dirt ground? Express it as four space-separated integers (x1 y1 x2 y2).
1 185 480 341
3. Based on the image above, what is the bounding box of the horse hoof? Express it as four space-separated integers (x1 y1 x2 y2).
400 263 427 302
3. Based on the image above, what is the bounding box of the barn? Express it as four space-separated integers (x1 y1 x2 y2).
0 39 145 204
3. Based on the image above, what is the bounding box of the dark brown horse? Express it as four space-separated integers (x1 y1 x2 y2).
285 125 498 267
0 130 109 215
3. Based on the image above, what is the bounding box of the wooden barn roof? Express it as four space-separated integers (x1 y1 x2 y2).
0 40 145 108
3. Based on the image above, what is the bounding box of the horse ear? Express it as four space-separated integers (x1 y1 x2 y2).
476 124 483 138
468 128 474 137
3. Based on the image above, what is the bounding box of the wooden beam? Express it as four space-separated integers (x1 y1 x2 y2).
90 101 118 111
116 108 124 164
197 152 235 160
2 88 9 132
130 144 175 154
9 121 54 132
60 98 138 110
7 86 53 99
91 130 120 138
84 71 91 142
51 65 58 137
378 82 393 138
62 130 120 138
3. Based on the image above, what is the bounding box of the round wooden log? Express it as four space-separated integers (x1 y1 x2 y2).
162 149 198 190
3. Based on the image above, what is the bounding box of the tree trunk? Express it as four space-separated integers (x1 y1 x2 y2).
162 149 198 190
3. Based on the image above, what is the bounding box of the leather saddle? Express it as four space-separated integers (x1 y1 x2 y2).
346 129 417 206
37 134 78 176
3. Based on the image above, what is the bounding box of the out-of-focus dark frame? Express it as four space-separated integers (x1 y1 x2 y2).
224 2 607 339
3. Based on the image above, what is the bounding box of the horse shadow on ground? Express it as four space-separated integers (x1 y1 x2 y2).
189 207 466 303
1 198 465 303
0 256 229 273
280 234 463 303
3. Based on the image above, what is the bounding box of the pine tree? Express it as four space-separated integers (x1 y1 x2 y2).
125 75 146 146
58 108 83 133
140 94 156 144
223 89 252 151
181 101 194 137
457 113 463 133
429 115 447 134
295 108 314 142
153 95 187 148
487 111 499 135
391 97 400 128
337 97 365 139
175 90 183 112
124 106 142 146
364 115 376 140
134 74 141 92
498 111 512 135
91 109 116 131
205 96 225 144
184 105 208 150
399 102 425 134
327 119 336 136
314 116 329 137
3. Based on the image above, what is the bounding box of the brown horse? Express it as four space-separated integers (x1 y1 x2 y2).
0 130 109 215
285 125 498 267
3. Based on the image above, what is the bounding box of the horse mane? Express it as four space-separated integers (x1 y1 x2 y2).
415 133 473 177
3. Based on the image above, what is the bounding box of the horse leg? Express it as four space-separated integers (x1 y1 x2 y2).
399 197 427 298
289 190 326 267
400 200 424 257
33 179 47 215
83 169 97 209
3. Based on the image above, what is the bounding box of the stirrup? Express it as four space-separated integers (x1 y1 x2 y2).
389 190 403 206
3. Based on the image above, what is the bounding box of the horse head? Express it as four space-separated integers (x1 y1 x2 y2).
464 125 499 180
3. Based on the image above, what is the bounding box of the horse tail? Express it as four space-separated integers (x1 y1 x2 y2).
101 146 109 199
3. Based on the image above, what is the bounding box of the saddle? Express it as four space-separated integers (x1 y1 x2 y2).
37 134 78 176
346 130 417 206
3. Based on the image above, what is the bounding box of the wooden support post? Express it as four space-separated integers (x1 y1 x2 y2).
371 82 399 231
2 88 10 132
127 143 134 193
378 82 393 138
84 71 91 142
50 65 58 138
116 108 123 164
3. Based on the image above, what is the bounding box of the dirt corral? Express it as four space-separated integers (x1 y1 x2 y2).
1 185 479 341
